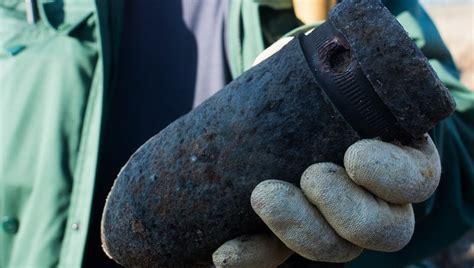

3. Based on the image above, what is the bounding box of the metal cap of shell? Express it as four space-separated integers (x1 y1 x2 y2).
329 0 456 137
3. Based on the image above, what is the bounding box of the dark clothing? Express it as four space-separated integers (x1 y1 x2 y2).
84 1 231 266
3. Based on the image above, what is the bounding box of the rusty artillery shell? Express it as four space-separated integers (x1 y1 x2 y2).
101 0 455 266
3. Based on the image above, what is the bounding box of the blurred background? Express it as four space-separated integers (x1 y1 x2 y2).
422 0 474 90
421 1 473 267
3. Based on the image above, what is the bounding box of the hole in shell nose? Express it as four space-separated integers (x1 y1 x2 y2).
328 45 352 73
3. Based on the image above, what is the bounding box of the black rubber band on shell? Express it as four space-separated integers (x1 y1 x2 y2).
299 21 411 142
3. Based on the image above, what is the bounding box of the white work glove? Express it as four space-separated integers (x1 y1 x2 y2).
212 136 441 267
212 36 442 267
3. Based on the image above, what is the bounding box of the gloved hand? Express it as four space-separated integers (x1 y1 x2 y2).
212 135 441 267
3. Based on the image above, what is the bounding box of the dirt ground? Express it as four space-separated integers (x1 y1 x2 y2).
424 3 474 90
422 3 474 267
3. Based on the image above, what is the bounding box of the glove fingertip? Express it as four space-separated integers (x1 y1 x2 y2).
212 234 293 268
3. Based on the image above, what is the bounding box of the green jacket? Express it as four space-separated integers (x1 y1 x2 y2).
0 0 473 267
1 0 103 267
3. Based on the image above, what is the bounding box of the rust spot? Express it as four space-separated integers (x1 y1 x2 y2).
131 219 146 235
204 167 220 182
256 99 283 117
204 133 217 141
